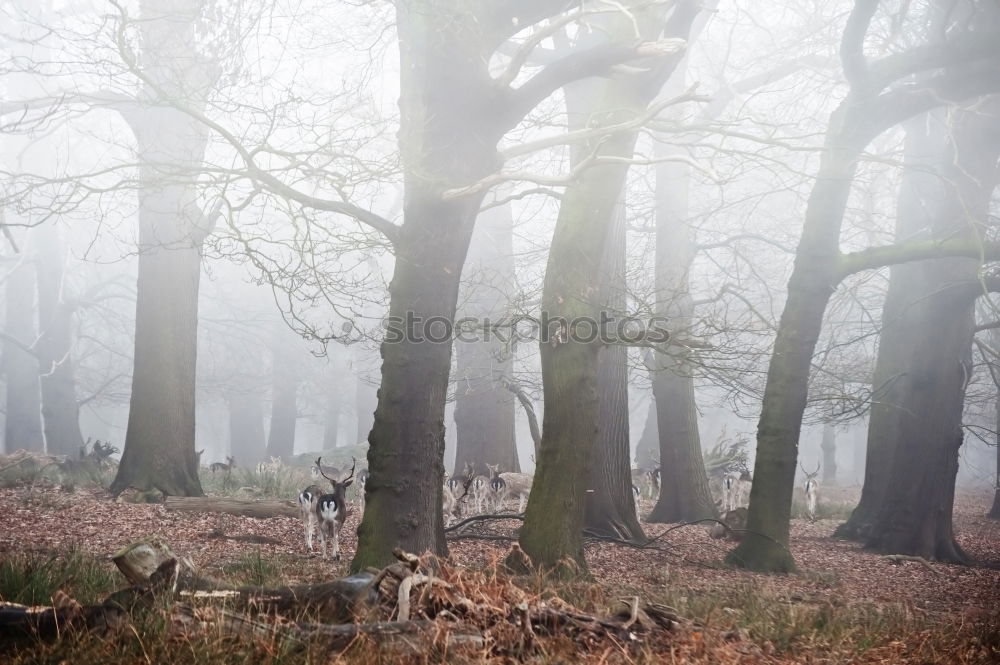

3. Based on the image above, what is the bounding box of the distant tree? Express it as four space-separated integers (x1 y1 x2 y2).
2 248 43 453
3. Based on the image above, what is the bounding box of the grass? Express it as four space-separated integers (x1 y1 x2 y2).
222 547 281 586
0 547 119 606
0 545 996 664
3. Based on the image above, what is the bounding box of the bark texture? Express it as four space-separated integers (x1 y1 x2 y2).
519 1 700 573
863 103 1000 561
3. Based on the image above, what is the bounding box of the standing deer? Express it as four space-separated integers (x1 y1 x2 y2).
471 467 490 513
297 483 324 552
801 462 820 521
209 456 235 473
442 477 458 527
491 465 532 513
486 464 507 513
313 456 356 560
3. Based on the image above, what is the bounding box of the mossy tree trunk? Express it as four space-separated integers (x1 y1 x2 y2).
519 1 700 573
353 0 679 571
34 222 84 457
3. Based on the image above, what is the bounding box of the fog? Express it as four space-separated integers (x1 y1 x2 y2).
2 0 999 573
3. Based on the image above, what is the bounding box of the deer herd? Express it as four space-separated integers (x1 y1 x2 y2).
191 449 824 561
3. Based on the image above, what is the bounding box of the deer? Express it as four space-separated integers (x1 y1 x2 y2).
487 464 507 513
297 482 324 553
471 467 490 513
490 465 532 513
209 455 235 473
722 467 753 511
313 456 356 560
646 465 661 499
442 477 458 527
801 462 820 521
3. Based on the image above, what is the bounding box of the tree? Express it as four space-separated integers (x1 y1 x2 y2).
2 249 43 453
453 202 519 476
820 424 837 485
229 391 266 467
862 101 1000 561
729 0 1000 571
111 0 230 496
353 0 689 570
519 0 700 573
584 205 644 541
34 222 85 456
266 325 300 462
835 114 946 539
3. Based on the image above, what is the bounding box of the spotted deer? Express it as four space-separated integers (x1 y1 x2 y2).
801 462 820 521
486 464 507 513
491 465 532 513
313 456 356 560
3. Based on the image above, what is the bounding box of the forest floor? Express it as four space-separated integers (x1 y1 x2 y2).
0 483 998 663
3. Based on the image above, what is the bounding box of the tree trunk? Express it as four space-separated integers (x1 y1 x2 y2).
34 222 84 456
864 103 1000 561
990 387 1000 520
519 2 699 574
453 202 518 475
111 0 219 497
634 397 659 469
2 252 43 453
266 332 298 462
229 392 265 467
726 102 869 572
323 386 341 451
584 205 644 541
820 424 837 486
835 115 945 539
646 78 715 524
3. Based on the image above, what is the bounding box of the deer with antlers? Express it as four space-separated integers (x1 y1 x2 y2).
298 457 355 559
801 462 820 521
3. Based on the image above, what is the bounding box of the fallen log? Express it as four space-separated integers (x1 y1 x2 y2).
113 537 376 620
163 496 300 519
169 604 484 654
0 598 126 640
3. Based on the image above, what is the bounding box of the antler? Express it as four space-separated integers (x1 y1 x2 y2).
799 461 820 477
342 457 357 484
316 456 339 484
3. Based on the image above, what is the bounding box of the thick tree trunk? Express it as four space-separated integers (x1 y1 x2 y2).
864 104 1000 561
836 116 945 539
519 2 700 573
111 0 219 497
584 207 644 541
113 238 204 496
34 222 84 456
229 392 265 467
2 253 43 453
820 424 837 486
453 202 519 475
